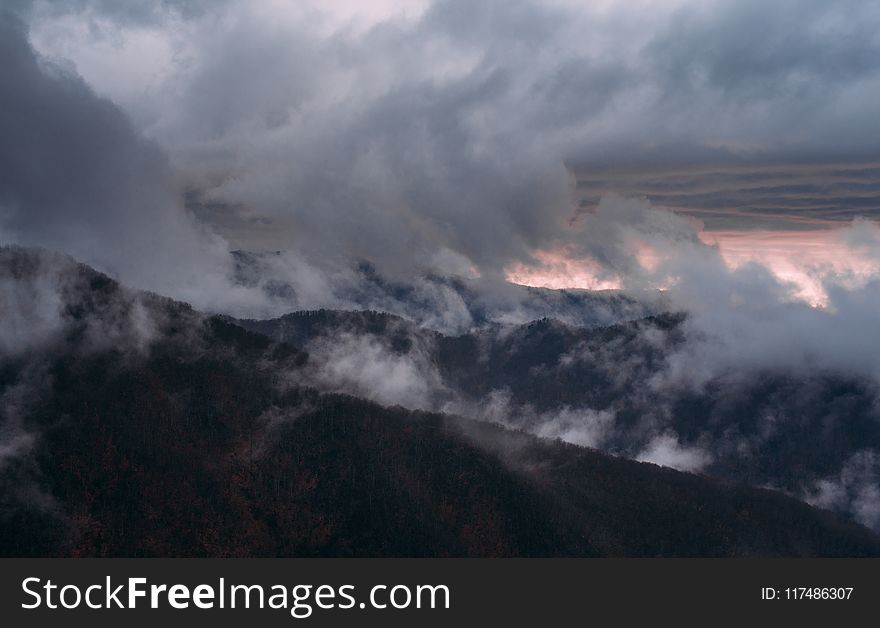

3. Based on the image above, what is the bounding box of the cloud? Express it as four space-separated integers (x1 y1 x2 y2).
0 262 65 356
574 162 880 230
841 217 880 263
636 433 713 473
0 246 181 359
806 451 880 531
0 11 204 292
655 241 880 387
0 359 60 521
0 2 656 328
541 194 880 387
533 407 616 449
441 387 619 451
4 0 880 326
301 329 447 410
19 0 880 285
0 366 43 469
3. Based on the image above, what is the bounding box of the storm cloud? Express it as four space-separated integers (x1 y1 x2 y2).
6 0 876 285
0 7 275 317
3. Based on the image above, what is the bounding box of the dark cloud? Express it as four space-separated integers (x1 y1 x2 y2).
0 8 288 316
650 0 880 97
630 0 880 164
0 11 170 260
8 0 877 285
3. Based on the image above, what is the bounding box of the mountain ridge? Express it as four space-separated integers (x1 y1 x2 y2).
2 246 879 557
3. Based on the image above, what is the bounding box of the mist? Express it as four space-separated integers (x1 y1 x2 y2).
3 0 880 533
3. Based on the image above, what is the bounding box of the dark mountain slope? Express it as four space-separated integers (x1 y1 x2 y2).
234 308 880 530
232 308 432 354
7 349 880 557
7 362 880 557
2 246 879 557
233 308 682 410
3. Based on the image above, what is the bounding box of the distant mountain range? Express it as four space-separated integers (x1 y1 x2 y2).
234 308 880 526
2 246 879 556
230 249 660 333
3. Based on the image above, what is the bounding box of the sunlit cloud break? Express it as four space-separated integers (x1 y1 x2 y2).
507 204 880 309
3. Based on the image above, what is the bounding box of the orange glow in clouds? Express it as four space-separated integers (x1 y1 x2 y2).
507 227 880 307
506 249 623 291
700 229 880 306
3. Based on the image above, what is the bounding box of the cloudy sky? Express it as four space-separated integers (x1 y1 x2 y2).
2 0 880 308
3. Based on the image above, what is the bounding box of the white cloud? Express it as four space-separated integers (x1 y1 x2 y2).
637 433 713 472
303 331 446 410
805 451 880 531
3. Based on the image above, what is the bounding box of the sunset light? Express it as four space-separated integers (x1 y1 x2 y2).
507 224 880 307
